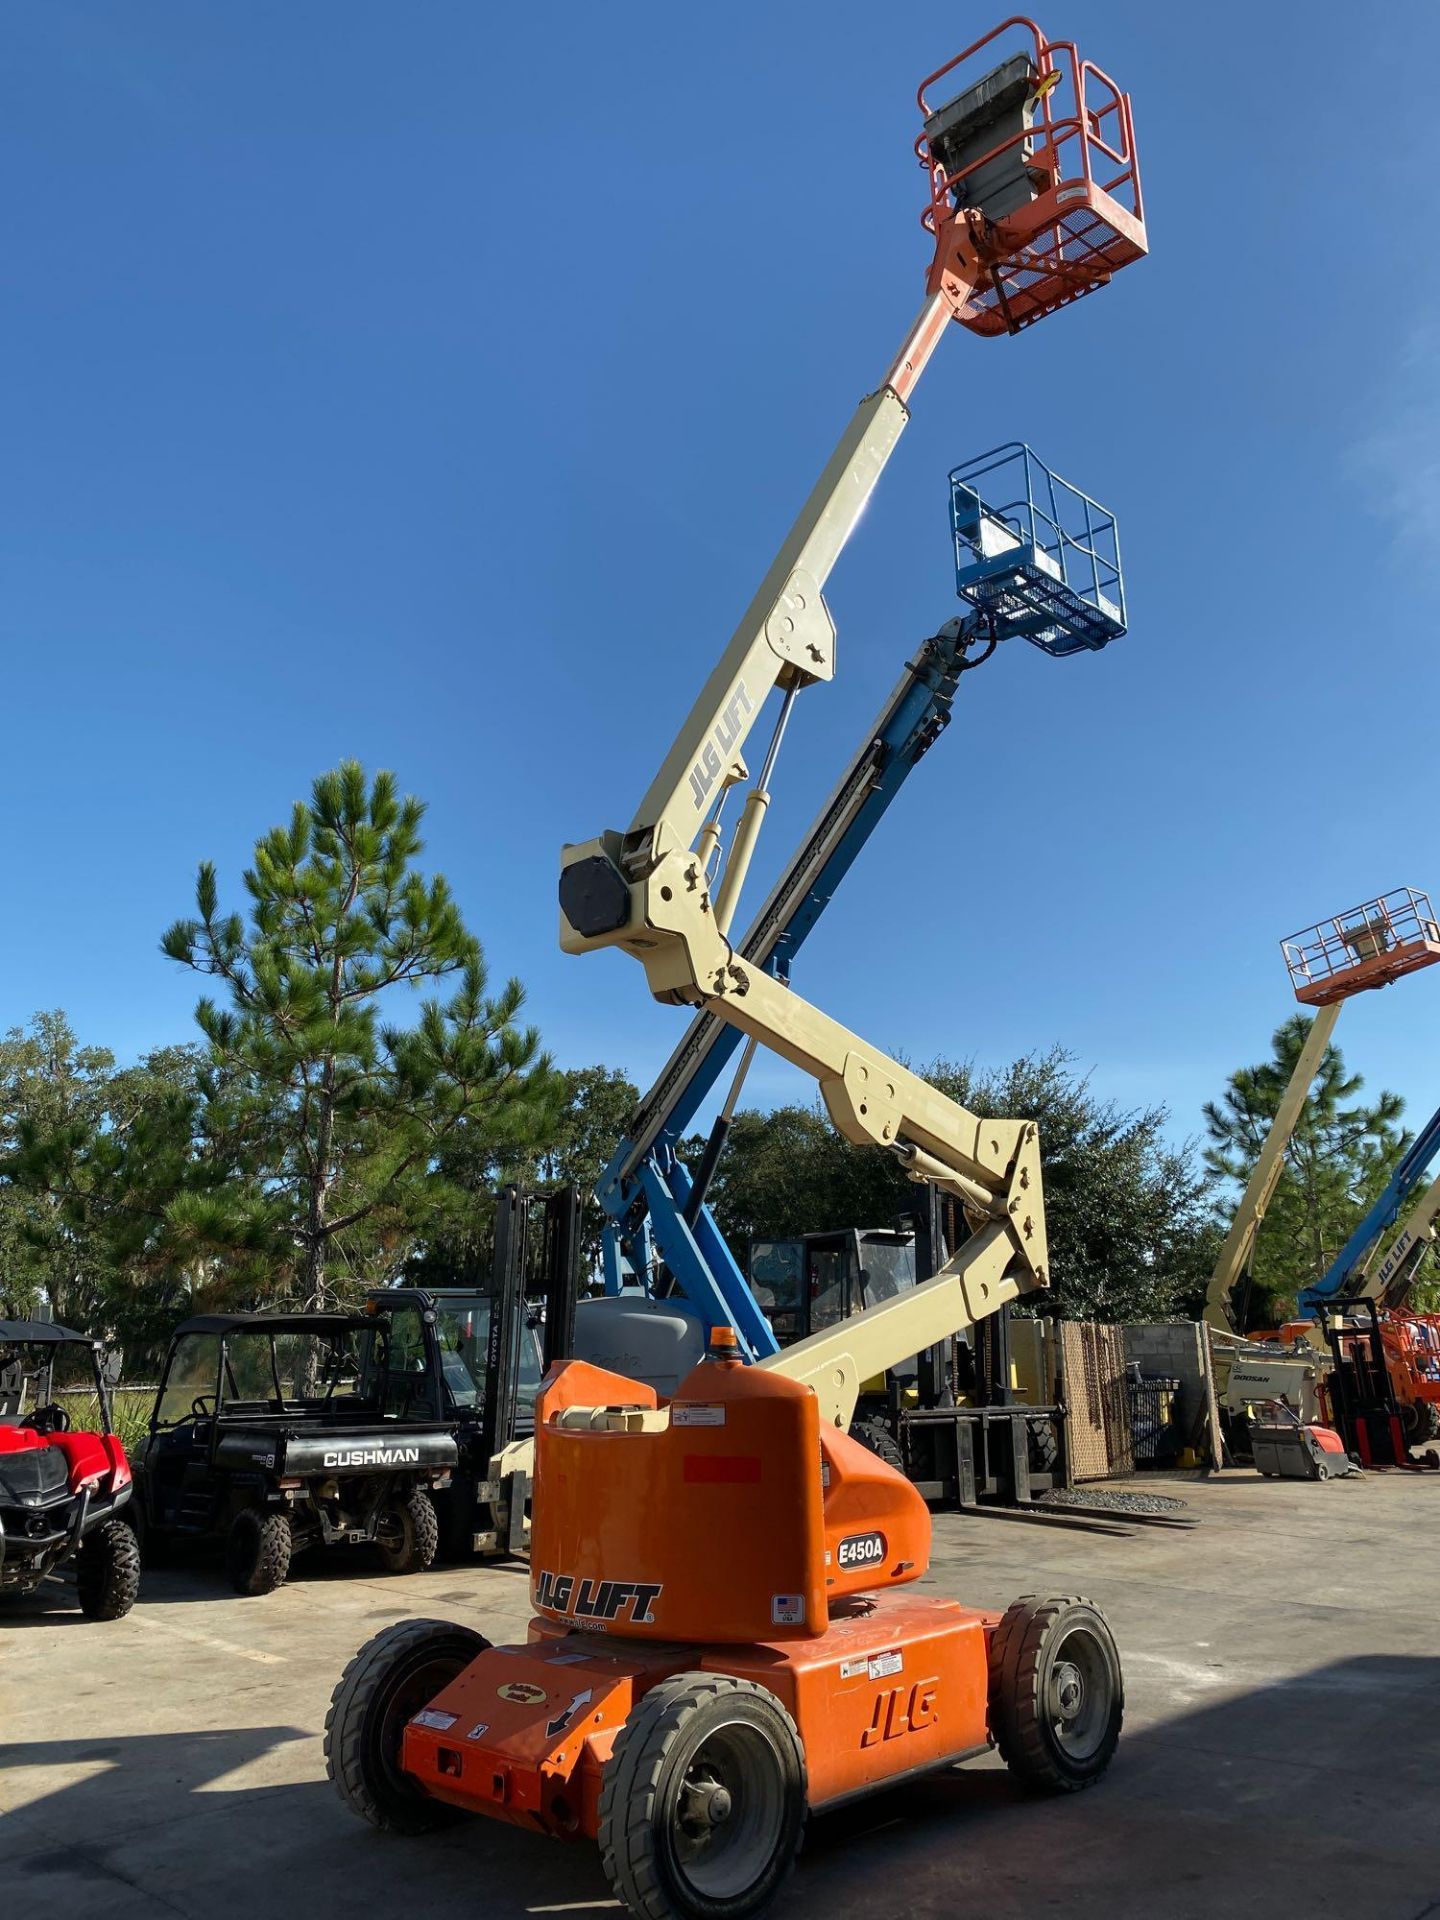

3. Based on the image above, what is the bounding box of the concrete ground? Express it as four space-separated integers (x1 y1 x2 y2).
4 1471 1440 1920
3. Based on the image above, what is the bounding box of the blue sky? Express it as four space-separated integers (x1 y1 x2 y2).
3 0 1439 1156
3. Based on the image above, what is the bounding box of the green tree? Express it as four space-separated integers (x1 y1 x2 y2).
1204 1013 1407 1326
0 1012 117 1323
162 761 561 1305
535 1065 640 1265
694 1047 1216 1322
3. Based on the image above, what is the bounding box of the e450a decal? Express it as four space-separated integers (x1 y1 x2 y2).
533 1569 662 1627
836 1530 886 1571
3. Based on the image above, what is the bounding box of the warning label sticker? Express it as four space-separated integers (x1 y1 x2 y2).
410 1708 458 1732
867 1650 904 1681
673 1404 726 1427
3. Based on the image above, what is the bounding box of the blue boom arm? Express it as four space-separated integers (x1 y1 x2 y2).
595 444 1126 1357
596 614 990 1355
1298 1100 1440 1319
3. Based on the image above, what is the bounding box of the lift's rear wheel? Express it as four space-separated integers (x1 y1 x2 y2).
326 1618 489 1833
599 1673 806 1920
1402 1399 1440 1443
989 1594 1123 1792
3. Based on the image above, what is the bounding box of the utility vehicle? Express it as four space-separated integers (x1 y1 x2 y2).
0 1318 139 1619
129 1309 458 1594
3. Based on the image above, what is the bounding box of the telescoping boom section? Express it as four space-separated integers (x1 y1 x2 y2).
559 23 1145 1405
1204 888 1440 1334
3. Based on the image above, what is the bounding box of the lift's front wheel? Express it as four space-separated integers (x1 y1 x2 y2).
599 1673 806 1920
989 1594 1123 1792
326 1618 489 1833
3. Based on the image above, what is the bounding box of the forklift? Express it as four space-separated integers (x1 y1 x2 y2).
750 1194 1064 1505
366 1184 581 1556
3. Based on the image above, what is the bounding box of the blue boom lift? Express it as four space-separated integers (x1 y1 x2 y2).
592 445 1126 1379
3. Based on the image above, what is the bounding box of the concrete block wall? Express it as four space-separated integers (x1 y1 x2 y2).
1123 1321 1215 1462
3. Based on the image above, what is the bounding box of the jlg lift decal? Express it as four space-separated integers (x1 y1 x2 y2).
860 1675 939 1748
533 1569 663 1626
687 683 753 809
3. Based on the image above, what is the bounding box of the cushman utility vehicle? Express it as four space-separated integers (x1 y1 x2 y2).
326 18 1145 1916
130 1309 458 1593
0 1319 139 1619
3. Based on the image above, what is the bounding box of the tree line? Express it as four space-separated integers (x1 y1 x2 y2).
0 761 1422 1368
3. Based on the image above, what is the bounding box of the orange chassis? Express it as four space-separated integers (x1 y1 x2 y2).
403 1593 996 1838
385 1343 1120 1870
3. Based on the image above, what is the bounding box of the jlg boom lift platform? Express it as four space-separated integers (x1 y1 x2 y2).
327 22 1145 1918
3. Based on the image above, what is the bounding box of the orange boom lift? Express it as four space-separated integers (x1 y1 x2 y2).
325 22 1146 1918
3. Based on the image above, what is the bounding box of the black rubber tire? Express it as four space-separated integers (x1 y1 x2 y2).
326 1617 490 1833
376 1486 440 1575
1026 1417 1060 1476
225 1507 293 1596
75 1518 142 1621
848 1417 904 1476
599 1672 806 1920
988 1594 1123 1793
1402 1399 1440 1443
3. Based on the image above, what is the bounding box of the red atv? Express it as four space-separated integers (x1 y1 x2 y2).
0 1319 139 1619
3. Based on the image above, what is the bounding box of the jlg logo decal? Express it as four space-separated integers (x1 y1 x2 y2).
687 683 753 810
533 1569 662 1626
860 1677 939 1748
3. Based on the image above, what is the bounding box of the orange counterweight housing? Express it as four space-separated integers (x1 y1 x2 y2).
525 1353 931 1645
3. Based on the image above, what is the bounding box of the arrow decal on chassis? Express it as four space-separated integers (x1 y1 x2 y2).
545 1688 594 1738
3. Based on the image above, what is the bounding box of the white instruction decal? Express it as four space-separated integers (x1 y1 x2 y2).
867 1650 903 1681
466 1722 490 1742
673 1404 726 1427
411 1708 458 1732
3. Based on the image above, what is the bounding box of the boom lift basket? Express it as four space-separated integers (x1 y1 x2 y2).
918 19 1145 336
950 442 1124 654
1282 889 1440 1006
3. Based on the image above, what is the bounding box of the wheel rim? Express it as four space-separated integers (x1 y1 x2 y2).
376 1509 410 1561
1044 1625 1114 1764
368 1651 462 1803
663 1719 787 1902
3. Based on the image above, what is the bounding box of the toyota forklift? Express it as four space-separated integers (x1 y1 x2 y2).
326 21 1146 1917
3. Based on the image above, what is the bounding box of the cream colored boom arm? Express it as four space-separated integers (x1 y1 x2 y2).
1361 1170 1440 1307
1202 1000 1341 1333
560 288 1048 1425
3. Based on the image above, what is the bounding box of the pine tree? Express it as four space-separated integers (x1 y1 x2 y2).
1204 1013 1407 1325
162 761 560 1305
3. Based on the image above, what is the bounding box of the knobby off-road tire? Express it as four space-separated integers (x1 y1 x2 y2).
225 1507 292 1596
326 1618 490 1833
1402 1398 1440 1444
848 1417 904 1476
75 1517 142 1620
376 1486 440 1575
599 1672 806 1920
989 1594 1123 1792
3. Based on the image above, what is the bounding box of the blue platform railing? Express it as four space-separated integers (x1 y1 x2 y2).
949 442 1125 655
